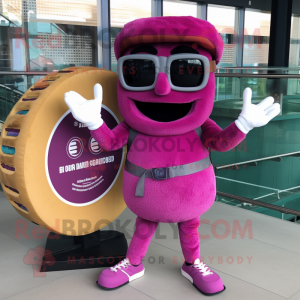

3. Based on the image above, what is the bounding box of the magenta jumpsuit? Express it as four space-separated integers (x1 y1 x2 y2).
91 118 245 265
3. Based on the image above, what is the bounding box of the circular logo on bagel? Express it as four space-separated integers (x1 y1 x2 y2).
89 137 103 155
67 137 84 159
45 105 124 206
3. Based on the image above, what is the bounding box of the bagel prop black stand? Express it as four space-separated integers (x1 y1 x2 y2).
0 67 128 272
43 230 128 272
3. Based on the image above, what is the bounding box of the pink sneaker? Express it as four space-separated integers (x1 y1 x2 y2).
97 258 145 290
181 259 225 296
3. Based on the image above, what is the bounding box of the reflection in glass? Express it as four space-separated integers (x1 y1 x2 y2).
110 0 152 72
0 0 97 72
243 10 271 67
289 15 300 68
163 1 197 17
207 5 236 67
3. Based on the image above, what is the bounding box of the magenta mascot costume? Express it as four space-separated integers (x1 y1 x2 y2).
65 16 280 295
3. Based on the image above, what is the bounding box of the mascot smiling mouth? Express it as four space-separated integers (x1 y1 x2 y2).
133 100 195 122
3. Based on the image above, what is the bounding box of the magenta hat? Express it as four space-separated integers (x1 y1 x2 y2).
114 16 224 64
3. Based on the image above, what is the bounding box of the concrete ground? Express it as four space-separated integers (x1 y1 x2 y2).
1 191 300 300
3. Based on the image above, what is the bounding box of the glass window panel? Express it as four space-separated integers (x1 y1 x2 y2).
1 0 97 72
163 1 197 17
289 15 300 67
0 16 10 27
111 0 151 27
1 1 22 26
110 0 152 72
207 5 236 67
243 10 271 67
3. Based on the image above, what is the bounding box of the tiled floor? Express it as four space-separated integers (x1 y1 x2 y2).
0 191 300 300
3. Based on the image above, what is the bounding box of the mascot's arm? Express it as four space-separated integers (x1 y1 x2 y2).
201 88 280 152
201 118 246 152
90 121 130 151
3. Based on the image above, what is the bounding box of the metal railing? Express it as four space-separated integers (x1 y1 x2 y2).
217 192 300 217
216 151 300 170
0 71 51 75
216 73 300 78
1 70 300 78
0 83 23 96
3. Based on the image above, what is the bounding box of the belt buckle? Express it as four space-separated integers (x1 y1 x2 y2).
151 168 168 180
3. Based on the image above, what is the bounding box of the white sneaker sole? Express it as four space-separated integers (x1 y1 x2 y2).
181 268 226 296
181 269 193 283
128 268 145 282
97 268 145 291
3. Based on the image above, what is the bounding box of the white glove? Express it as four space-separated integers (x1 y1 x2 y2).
64 83 103 130
235 88 281 134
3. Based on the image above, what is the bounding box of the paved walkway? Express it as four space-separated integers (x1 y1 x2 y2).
1 191 300 300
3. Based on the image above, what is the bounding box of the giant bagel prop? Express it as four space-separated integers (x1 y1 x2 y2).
0 67 126 235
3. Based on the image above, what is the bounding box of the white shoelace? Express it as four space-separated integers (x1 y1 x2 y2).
110 258 131 272
193 259 213 276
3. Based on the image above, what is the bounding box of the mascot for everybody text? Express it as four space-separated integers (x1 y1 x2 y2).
65 16 280 295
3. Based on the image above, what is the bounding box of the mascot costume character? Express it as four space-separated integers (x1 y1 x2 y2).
65 16 280 295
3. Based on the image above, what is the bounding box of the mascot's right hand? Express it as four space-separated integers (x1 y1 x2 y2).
64 83 104 130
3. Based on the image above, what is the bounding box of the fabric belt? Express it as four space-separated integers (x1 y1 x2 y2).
125 156 212 197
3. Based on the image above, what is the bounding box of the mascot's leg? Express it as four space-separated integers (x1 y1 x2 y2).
178 218 201 263
179 217 226 296
97 216 158 290
126 216 159 265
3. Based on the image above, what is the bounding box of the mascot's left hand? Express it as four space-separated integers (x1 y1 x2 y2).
235 87 281 134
